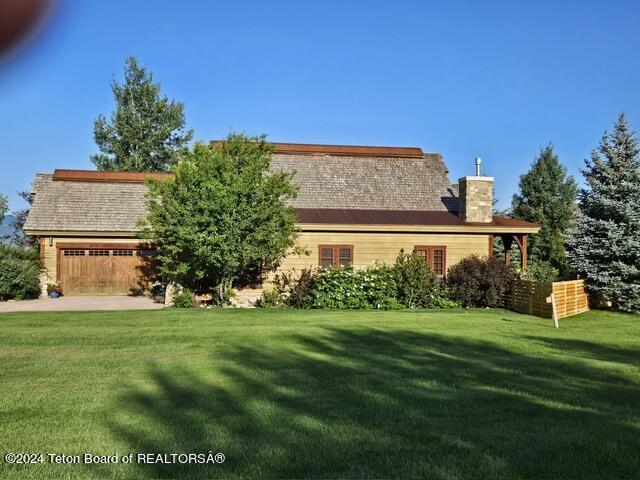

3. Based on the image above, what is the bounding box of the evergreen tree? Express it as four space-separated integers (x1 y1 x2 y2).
568 114 640 312
91 56 193 172
512 145 577 276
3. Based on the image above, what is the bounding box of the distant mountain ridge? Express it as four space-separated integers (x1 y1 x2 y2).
0 215 18 241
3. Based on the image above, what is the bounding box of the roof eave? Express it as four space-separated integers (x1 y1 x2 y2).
27 223 540 237
298 223 540 234
24 230 139 237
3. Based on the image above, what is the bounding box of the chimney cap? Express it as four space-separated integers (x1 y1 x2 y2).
458 176 494 182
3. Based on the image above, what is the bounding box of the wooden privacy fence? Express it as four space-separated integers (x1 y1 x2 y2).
505 279 589 319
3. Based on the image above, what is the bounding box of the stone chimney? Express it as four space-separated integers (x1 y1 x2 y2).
458 175 494 223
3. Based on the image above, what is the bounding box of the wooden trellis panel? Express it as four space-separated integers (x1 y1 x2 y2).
551 279 590 319
506 279 589 319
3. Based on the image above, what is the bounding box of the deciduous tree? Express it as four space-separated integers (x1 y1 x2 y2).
0 193 7 226
91 56 192 172
142 134 298 302
11 190 37 247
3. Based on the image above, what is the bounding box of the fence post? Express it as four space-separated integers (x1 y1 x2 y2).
546 293 559 328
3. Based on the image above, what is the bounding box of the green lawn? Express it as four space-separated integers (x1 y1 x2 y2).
0 308 638 479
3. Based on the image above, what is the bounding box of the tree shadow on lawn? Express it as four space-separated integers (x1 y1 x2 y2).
103 329 640 479
522 335 640 368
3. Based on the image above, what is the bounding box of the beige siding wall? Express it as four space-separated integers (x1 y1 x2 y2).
275 231 491 277
38 232 491 293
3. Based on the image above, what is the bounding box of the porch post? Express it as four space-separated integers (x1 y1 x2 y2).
501 234 513 266
512 234 528 272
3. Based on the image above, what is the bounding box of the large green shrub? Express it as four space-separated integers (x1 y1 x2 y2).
429 286 461 309
257 288 284 308
258 254 462 310
259 269 316 308
393 250 451 308
0 245 41 301
286 269 316 308
173 288 196 308
446 255 516 307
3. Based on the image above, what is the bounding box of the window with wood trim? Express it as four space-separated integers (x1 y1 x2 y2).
88 250 109 256
414 246 447 277
112 250 134 256
63 250 85 256
318 245 353 267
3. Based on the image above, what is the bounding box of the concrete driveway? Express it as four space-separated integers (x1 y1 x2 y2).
0 296 165 313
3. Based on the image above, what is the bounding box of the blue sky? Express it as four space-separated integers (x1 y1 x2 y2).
1 0 640 211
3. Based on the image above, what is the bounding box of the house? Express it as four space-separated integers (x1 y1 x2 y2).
24 143 539 296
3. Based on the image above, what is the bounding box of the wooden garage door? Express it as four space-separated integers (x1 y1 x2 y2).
60 248 154 296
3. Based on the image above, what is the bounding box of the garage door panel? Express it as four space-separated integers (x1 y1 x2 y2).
60 248 154 296
60 251 89 295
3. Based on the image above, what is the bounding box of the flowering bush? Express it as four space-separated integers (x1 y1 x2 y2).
313 264 401 310
47 283 62 295
257 253 464 310
313 265 369 309
359 264 402 310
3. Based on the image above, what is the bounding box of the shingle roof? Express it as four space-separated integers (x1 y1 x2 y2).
25 150 463 233
25 174 148 232
273 153 458 211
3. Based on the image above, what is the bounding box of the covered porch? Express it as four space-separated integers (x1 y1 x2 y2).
490 233 529 271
